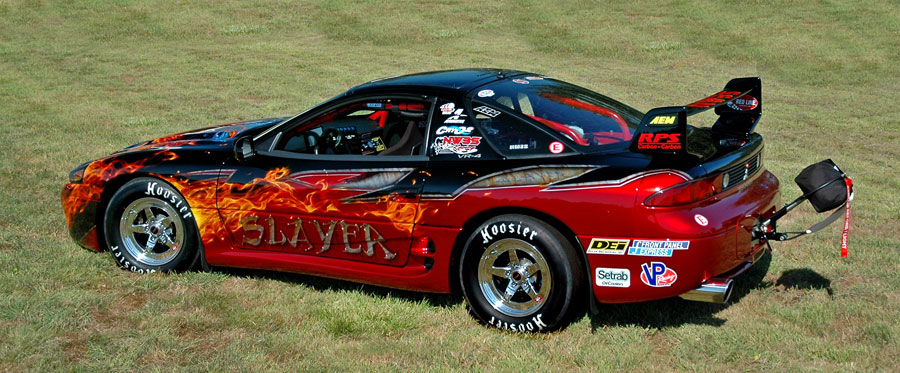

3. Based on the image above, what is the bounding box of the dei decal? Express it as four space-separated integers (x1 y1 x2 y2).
433 136 481 156
595 267 630 288
587 238 629 255
640 262 677 287
628 240 690 257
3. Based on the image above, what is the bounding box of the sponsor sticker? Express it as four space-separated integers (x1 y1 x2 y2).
433 135 481 155
636 133 681 150
694 214 708 226
473 105 501 118
477 89 495 98
587 238 630 255
436 125 473 135
727 95 759 111
366 102 383 108
640 262 677 287
595 267 630 288
512 78 529 84
627 239 690 257
508 144 529 150
549 141 565 154
443 108 468 124
440 102 456 115
525 76 544 80
648 115 676 125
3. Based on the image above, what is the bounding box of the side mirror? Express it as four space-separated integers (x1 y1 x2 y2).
234 137 256 162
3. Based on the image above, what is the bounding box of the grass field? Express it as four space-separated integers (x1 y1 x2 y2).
2 0 899 370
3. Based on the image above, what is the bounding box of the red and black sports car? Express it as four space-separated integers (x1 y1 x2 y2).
62 69 852 332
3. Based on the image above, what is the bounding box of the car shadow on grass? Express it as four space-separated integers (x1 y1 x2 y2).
588 251 774 331
212 266 464 309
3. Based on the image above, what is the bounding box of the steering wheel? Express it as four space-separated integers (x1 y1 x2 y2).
316 128 348 154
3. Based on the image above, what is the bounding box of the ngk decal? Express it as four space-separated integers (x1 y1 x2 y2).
433 136 481 156
636 133 681 150
640 262 677 287
595 267 630 288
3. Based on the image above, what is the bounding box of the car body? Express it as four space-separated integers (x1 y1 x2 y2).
62 69 780 332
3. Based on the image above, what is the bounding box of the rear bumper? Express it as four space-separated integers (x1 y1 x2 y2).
583 169 779 303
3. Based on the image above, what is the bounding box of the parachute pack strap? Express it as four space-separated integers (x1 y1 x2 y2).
840 178 853 257
780 177 853 246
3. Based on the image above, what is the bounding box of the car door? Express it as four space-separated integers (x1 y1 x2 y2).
216 95 433 266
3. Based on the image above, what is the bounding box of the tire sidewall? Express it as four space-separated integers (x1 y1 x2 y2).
460 215 582 333
104 177 198 273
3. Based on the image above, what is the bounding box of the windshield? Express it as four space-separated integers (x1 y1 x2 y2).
472 76 643 149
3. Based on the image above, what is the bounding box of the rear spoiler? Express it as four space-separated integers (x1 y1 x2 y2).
630 77 762 154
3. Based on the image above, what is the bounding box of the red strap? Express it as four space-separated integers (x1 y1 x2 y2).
840 178 853 257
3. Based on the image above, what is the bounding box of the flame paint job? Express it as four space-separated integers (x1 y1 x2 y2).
61 69 781 302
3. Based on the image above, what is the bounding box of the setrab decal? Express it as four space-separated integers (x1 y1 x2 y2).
595 267 630 288
586 238 629 255
640 262 677 287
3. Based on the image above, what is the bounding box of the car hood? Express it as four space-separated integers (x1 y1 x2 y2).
116 117 288 153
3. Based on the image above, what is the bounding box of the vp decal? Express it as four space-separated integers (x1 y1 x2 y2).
639 262 677 287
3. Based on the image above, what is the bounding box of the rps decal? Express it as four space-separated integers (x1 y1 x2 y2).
435 126 474 135
628 240 690 257
440 102 456 115
640 262 677 287
433 136 481 156
595 267 630 288
488 314 548 332
586 238 629 255
648 115 676 125
727 95 759 111
239 215 397 260
480 222 538 244
636 133 681 150
444 108 468 124
473 106 501 118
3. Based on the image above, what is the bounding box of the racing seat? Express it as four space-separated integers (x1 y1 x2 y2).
380 120 423 155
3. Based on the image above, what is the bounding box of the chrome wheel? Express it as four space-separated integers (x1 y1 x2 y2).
118 197 184 266
477 238 551 317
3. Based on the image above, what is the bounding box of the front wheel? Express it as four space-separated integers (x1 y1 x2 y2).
103 177 199 273
459 215 585 333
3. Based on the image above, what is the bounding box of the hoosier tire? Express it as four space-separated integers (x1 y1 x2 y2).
460 214 585 333
103 177 199 273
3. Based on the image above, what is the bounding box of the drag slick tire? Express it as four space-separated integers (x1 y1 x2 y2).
103 177 199 273
460 215 585 333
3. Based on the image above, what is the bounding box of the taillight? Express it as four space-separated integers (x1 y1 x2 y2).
644 173 725 207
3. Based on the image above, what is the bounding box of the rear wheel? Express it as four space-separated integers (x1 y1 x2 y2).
460 215 585 332
103 177 199 273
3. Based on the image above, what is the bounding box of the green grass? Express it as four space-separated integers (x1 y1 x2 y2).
2 0 899 370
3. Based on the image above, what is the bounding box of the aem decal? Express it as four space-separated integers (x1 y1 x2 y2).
640 262 677 287
586 238 629 255
595 267 630 288
648 115 676 125
627 239 690 257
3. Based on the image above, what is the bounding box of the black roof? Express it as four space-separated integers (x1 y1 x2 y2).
349 68 528 95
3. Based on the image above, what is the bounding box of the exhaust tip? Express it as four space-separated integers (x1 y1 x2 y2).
679 278 734 304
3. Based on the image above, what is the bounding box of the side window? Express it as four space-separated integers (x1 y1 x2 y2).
472 102 572 157
276 98 430 156
429 99 490 159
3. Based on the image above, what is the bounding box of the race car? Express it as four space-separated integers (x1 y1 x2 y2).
62 69 852 332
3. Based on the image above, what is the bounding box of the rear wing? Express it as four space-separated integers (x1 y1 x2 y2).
630 77 762 154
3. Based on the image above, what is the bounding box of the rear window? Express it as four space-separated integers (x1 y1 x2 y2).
473 77 643 150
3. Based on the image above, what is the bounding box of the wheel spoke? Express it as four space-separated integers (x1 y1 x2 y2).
128 224 147 234
491 266 510 278
145 235 158 252
523 280 539 299
142 207 155 222
507 248 520 266
160 215 174 227
504 281 518 300
524 263 540 278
